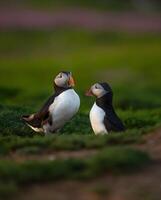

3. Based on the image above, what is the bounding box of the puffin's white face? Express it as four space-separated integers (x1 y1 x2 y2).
86 83 107 98
54 72 75 88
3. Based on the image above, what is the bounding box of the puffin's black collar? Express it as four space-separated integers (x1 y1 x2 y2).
96 93 113 109
54 85 72 96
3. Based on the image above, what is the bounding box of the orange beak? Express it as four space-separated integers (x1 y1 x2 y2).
68 76 75 87
85 89 93 96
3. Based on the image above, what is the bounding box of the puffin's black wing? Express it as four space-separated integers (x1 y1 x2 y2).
22 94 56 128
37 94 56 118
23 85 71 129
104 109 125 132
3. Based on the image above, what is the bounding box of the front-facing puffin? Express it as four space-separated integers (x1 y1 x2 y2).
22 71 80 135
86 82 125 135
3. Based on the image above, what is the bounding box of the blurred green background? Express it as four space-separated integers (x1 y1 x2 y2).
0 31 161 110
0 1 161 112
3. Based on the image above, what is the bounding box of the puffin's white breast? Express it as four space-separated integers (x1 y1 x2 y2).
46 89 80 132
90 103 108 135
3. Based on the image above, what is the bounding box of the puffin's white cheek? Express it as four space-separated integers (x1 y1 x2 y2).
93 89 101 97
54 79 58 86
93 89 104 98
55 78 66 87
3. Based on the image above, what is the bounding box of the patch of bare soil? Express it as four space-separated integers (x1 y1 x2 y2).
139 127 161 160
17 127 161 200
18 162 161 200
2 150 97 163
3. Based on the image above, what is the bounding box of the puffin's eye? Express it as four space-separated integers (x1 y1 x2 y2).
95 85 98 89
59 74 62 78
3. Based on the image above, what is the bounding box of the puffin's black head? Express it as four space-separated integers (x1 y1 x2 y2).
86 82 113 99
54 71 75 89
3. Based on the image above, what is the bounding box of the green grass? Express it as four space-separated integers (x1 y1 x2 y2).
0 148 151 199
0 105 161 155
0 132 140 155
0 147 150 198
0 147 150 193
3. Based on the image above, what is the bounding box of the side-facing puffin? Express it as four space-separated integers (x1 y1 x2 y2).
86 82 125 135
22 71 80 134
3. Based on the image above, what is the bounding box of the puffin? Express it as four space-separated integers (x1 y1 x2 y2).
86 82 125 135
22 71 80 134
